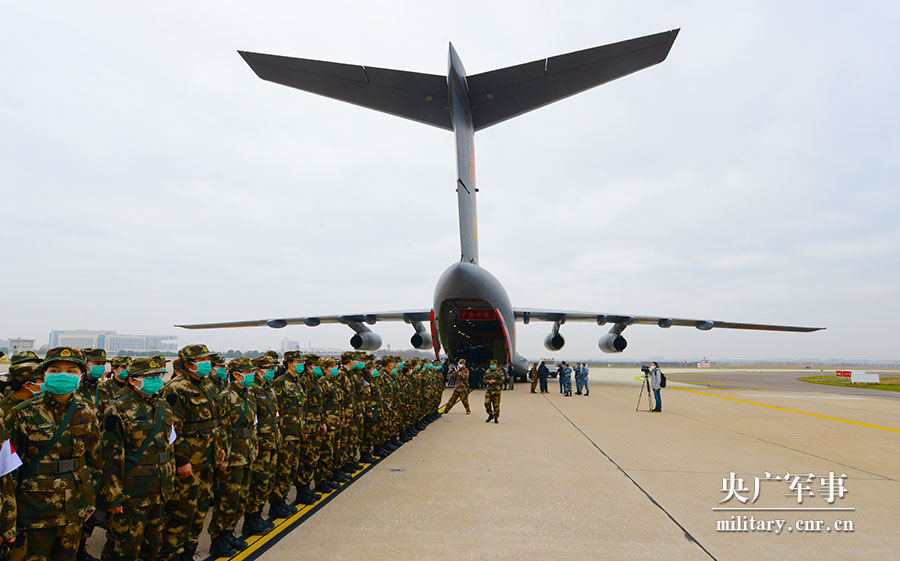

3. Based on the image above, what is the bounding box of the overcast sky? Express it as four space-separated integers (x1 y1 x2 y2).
2 1 898 360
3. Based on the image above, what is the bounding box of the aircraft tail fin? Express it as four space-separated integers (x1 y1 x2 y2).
238 51 453 130
467 29 679 130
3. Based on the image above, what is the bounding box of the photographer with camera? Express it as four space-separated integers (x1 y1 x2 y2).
649 361 663 412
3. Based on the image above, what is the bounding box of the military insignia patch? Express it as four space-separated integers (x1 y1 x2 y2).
61 349 72 357
150 361 157 367
201 346 208 352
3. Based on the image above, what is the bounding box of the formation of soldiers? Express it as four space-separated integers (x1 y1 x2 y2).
0 346 445 561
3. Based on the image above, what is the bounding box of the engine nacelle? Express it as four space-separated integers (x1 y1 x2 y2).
598 333 627 353
410 331 432 350
544 332 565 352
350 332 382 351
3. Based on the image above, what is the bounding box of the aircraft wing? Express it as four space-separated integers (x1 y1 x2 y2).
514 308 824 333
175 310 432 330
238 51 452 130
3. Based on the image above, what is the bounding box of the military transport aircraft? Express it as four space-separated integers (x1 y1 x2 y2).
176 29 823 375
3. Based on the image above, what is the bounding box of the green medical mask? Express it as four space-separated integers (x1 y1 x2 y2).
490 365 497 370
312 366 323 377
263 369 275 381
135 376 164 396
116 369 129 381
214 367 228 381
390 368 397 376
294 364 305 374
44 372 81 396
194 360 212 377
29 382 45 397
371 369 379 377
352 361 365 370
87 365 105 379
330 367 339 377
239 372 255 388
398 362 404 368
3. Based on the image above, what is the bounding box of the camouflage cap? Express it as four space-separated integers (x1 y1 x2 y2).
209 353 225 366
304 354 321 365
263 350 279 361
322 357 337 367
283 350 302 363
227 357 255 374
252 356 276 368
150 354 167 365
110 356 132 368
178 344 214 362
340 352 356 363
10 351 41 366
6 362 43 385
82 348 108 363
42 347 86 370
130 357 167 377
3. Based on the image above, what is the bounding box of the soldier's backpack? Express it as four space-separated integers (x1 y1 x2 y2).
660 371 667 388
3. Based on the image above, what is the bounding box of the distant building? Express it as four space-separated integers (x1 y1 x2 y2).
48 330 177 353
9 338 35 354
280 338 301 353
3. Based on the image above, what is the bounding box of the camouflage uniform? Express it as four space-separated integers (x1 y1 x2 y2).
269 352 307 510
0 363 42 416
78 348 108 408
208 358 258 546
317 359 343 486
96 357 132 419
1 418 17 546
159 345 225 561
4 348 100 561
98 358 178 561
560 365 573 396
484 364 504 420
246 357 281 525
300 357 328 491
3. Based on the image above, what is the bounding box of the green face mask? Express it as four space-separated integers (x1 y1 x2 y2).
263 369 275 381
312 366 323 377
87 365 105 379
371 369 379 377
352 361 365 370
390 368 398 376
490 365 497 370
330 367 339 377
29 382 45 397
135 376 164 396
239 372 255 388
116 369 129 381
194 360 212 377
44 372 81 395
294 364 305 374
214 367 228 381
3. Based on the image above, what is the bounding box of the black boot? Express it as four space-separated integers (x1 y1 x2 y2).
226 531 249 550
269 497 296 519
373 445 387 457
302 487 320 503
77 545 100 561
389 437 402 447
209 534 238 557
295 488 316 505
180 545 198 561
494 416 499 423
340 463 356 474
333 471 350 482
360 451 375 463
486 414 493 422
316 480 335 493
399 431 412 442
242 510 271 535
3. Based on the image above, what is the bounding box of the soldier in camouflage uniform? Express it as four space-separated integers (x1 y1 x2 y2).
1 419 16 550
484 360 504 423
242 356 279 535
268 352 310 514
209 355 228 393
159 345 226 561
98 358 178 561
318 358 347 488
78 349 107 408
96 357 131 419
443 360 471 414
357 355 378 463
303 356 335 494
0 363 44 415
4 347 101 561
208 358 257 557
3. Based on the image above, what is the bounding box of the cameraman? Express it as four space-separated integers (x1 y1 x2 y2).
649 361 663 412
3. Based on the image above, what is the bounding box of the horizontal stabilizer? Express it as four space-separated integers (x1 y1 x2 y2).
238 51 452 130
468 29 680 130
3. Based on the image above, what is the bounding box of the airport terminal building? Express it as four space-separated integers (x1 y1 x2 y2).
48 329 177 353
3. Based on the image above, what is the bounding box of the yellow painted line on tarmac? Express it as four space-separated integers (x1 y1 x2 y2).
673 387 900 434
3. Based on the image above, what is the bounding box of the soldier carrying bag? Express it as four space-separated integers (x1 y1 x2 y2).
17 397 79 490
125 404 164 476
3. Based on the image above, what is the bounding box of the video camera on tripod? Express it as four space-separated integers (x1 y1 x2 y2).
636 365 652 411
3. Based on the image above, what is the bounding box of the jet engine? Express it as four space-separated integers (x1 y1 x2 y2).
411 331 432 350
598 333 627 353
350 332 382 351
544 332 565 352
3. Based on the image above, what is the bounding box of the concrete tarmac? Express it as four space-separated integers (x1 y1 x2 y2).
253 373 899 561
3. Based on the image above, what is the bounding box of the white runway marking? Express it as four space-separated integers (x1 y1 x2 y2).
741 393 867 400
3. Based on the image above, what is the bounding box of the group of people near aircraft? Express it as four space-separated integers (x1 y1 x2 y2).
0 346 444 561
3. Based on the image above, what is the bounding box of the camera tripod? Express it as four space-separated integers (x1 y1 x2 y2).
635 373 653 412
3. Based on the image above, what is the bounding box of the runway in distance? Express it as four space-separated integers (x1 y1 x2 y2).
176 29 823 375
